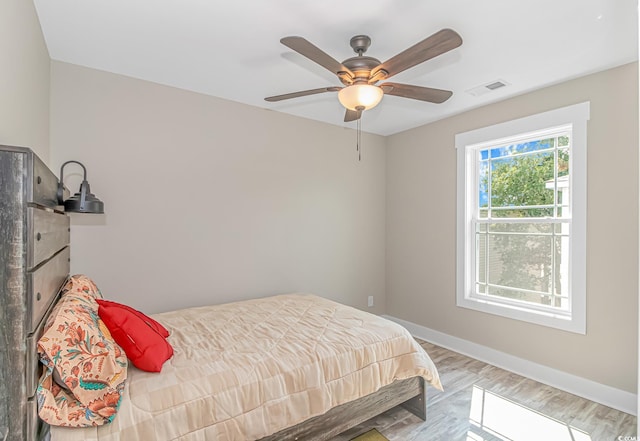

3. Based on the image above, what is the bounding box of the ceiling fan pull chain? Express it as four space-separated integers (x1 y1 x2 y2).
356 106 364 161
357 115 361 161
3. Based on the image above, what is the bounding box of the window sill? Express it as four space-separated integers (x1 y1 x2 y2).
457 295 586 334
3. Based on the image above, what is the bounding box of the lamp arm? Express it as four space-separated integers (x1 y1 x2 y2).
58 160 88 204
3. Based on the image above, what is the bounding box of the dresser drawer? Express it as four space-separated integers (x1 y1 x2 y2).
31 155 62 208
28 208 70 269
27 247 70 333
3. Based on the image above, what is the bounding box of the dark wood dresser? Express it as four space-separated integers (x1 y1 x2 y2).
0 146 70 441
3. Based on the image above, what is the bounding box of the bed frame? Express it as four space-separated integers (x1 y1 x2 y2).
261 376 426 441
1 146 427 441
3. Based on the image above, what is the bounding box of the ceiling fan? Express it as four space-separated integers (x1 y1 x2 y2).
265 29 463 122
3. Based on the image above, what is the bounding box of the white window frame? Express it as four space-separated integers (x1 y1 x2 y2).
455 102 589 334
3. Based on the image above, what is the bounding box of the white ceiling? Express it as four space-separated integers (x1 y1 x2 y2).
34 0 638 136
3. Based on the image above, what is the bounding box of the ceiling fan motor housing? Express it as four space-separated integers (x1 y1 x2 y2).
341 55 382 85
349 35 371 54
341 35 379 85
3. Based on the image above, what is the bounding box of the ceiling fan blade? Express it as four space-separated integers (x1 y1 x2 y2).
372 29 462 79
281 36 354 79
265 87 341 102
344 108 362 122
381 82 453 103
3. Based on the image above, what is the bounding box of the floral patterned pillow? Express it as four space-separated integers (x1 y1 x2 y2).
37 275 128 427
61 274 103 299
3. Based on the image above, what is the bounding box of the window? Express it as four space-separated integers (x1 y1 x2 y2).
456 102 589 333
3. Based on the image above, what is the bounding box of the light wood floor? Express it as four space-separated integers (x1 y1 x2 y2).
333 340 637 441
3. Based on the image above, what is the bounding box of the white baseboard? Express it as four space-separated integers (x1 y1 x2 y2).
383 315 637 416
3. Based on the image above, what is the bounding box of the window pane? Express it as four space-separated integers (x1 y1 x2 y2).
491 207 554 218
487 233 552 295
489 138 555 159
554 236 570 296
558 135 569 147
490 151 555 216
557 149 570 218
558 148 569 178
479 160 489 210
487 286 552 306
554 223 570 235
488 223 553 235
552 296 569 309
476 232 486 284
557 191 569 217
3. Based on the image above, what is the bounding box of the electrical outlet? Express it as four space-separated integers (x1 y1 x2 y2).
367 296 374 307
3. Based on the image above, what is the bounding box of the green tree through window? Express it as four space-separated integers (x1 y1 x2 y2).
476 135 570 307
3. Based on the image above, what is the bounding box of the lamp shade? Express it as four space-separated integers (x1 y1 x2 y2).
57 160 105 214
338 84 384 111
64 181 104 213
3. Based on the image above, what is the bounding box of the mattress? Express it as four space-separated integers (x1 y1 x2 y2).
49 293 441 440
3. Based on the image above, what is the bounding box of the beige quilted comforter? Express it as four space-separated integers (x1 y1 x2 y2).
50 293 441 441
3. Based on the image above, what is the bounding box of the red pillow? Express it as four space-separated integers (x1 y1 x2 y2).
97 299 170 337
96 299 173 372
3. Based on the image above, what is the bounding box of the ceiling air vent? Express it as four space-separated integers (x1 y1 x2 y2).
466 79 510 97
485 81 506 90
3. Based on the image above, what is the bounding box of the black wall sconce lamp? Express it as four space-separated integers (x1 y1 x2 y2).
57 160 105 214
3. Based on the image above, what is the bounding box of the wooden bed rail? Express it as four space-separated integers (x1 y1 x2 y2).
259 376 426 441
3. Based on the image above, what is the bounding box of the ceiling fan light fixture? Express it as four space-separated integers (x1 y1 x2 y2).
338 84 383 111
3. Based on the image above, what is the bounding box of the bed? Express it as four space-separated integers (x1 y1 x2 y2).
41 286 442 440
0 146 441 441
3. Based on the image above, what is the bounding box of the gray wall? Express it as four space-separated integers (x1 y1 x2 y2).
50 61 387 315
386 62 639 393
0 0 50 161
